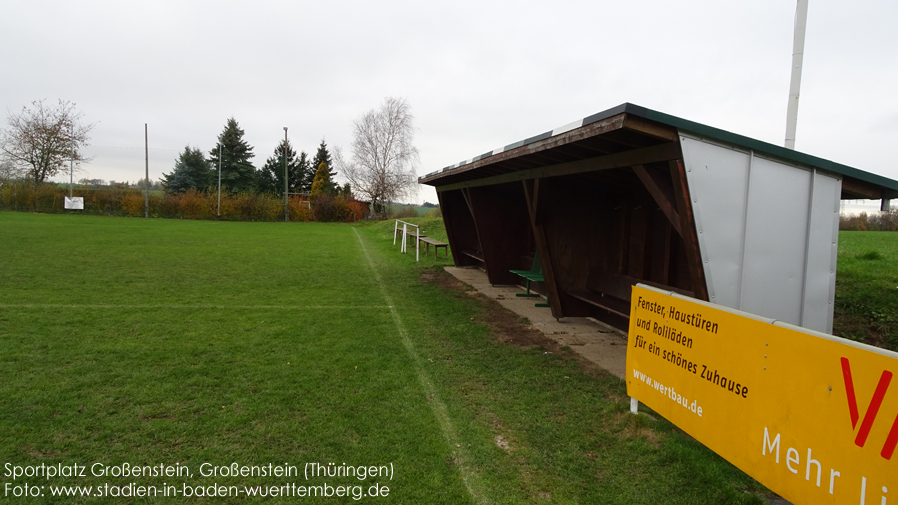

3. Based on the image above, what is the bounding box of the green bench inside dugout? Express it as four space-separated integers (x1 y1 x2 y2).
509 253 549 307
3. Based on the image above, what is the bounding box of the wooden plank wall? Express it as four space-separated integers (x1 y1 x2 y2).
437 161 703 328
437 189 482 267
467 184 531 285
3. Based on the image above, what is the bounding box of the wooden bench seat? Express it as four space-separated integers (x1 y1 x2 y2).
460 249 485 262
566 270 693 321
417 236 449 258
567 289 631 319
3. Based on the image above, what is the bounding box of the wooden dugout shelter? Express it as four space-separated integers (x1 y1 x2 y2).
419 103 898 334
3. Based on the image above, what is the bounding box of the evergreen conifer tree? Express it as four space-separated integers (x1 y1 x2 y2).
208 118 256 193
258 140 307 195
295 151 312 193
310 162 334 197
311 139 337 187
162 146 213 193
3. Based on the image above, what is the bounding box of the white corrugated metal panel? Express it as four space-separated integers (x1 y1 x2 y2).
800 172 841 333
678 136 751 309
739 155 810 325
680 134 840 333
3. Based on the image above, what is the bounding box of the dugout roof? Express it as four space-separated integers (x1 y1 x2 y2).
420 103 898 333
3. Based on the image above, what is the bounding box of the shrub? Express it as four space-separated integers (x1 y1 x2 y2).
393 206 417 219
312 194 342 222
158 192 183 217
220 192 259 220
346 200 368 222
120 193 146 217
840 210 898 231
288 197 313 222
178 189 214 218
0 183 364 223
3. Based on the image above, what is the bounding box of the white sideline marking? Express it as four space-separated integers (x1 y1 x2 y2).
0 304 392 310
352 228 488 505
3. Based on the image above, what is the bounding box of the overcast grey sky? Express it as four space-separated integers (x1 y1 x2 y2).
2 0 896 212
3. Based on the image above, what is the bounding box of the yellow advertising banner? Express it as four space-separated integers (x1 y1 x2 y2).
626 285 898 505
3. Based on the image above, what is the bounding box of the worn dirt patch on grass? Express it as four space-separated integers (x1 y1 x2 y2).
420 269 561 352
616 411 663 447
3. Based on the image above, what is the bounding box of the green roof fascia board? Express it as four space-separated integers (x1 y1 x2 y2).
425 102 898 195
620 104 898 193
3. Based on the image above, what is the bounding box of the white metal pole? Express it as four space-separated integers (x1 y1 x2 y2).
69 124 74 199
393 220 398 245
144 123 149 218
416 226 420 262
784 0 809 150
401 224 407 254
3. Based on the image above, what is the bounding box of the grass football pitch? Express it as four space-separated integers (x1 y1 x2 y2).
0 212 770 504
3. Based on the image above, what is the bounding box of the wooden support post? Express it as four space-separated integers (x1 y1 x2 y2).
628 196 649 279
461 188 483 249
660 222 673 285
523 179 564 318
633 164 682 236
617 200 630 274
669 159 709 301
461 187 476 217
461 187 486 257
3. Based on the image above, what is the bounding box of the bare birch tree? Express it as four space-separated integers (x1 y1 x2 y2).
342 97 419 218
0 100 94 186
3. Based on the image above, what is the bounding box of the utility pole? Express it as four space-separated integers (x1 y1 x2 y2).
284 127 289 222
217 144 222 218
784 0 809 150
144 123 149 218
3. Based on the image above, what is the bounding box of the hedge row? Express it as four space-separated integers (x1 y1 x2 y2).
839 210 898 232
0 183 365 222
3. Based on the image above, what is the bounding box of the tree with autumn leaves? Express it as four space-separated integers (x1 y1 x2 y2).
0 99 94 187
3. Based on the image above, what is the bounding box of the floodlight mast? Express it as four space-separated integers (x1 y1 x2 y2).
284 127 288 222
784 0 809 150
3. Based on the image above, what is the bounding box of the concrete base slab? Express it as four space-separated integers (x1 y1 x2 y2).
445 266 629 379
